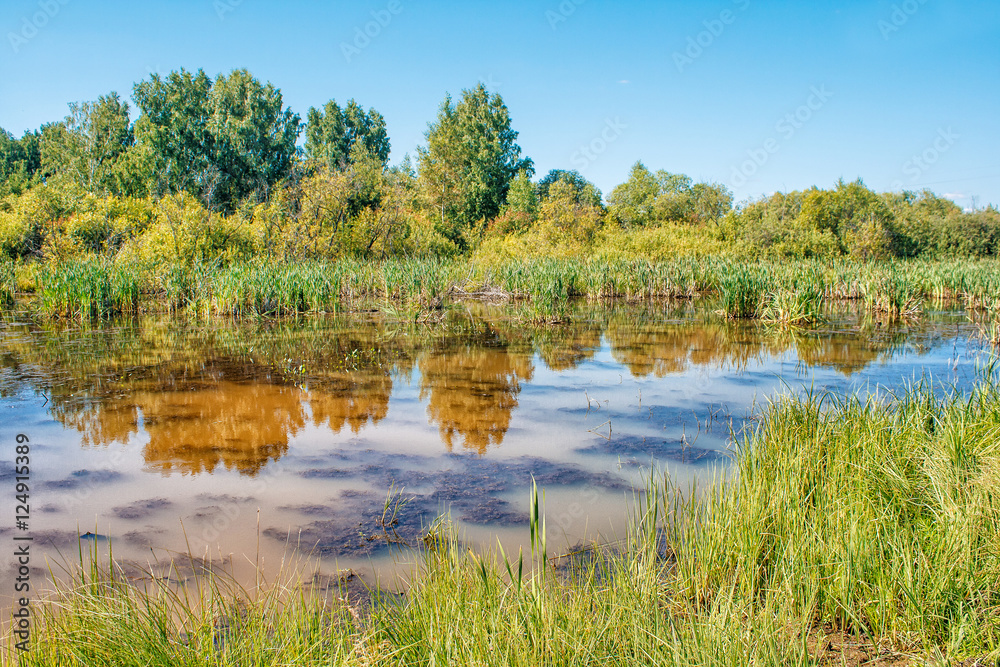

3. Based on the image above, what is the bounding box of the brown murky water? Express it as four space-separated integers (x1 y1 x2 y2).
0 300 991 605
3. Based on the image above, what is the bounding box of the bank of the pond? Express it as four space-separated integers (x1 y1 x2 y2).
2 257 1000 325
7 371 1000 666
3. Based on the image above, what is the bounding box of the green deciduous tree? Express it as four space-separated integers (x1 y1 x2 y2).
490 169 538 237
207 69 302 208
0 129 42 196
39 93 134 195
505 169 539 217
537 169 602 208
535 177 604 249
610 162 732 227
417 84 533 251
607 162 659 228
133 68 300 211
132 69 213 198
305 99 390 170
798 179 897 257
690 182 734 224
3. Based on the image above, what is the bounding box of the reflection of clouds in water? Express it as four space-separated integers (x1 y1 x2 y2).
41 469 124 490
271 449 630 558
112 497 173 520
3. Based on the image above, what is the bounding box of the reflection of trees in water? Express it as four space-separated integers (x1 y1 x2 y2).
0 306 951 469
604 311 927 378
778 333 881 375
58 369 396 476
419 328 534 455
605 318 755 377
529 322 603 371
0 318 407 476
139 382 305 476
308 372 392 434
54 400 141 448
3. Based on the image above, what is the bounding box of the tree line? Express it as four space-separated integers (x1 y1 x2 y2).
1 67 997 265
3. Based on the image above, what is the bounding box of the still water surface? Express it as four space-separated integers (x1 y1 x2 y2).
0 301 990 600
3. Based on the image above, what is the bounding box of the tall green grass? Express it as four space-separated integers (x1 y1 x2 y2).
0 260 15 309
33 259 140 319
862 274 925 319
10 371 1000 665
676 374 1000 656
11 257 1000 321
716 267 769 319
760 286 825 326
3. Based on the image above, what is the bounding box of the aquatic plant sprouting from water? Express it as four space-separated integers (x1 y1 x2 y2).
0 260 15 309
982 298 1000 346
760 286 825 327
34 258 140 319
862 272 924 320
717 267 769 319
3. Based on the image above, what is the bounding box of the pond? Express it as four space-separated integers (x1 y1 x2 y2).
0 300 991 601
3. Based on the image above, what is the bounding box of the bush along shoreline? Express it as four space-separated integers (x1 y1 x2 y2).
8 369 1000 665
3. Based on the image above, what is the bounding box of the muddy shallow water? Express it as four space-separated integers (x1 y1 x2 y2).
0 300 992 604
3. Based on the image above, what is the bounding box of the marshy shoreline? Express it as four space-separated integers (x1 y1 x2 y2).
3 257 1000 331
6 366 1000 666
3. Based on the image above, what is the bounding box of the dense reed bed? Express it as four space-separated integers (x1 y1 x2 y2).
8 370 1000 665
0 260 14 309
29 259 141 319
4 257 1000 323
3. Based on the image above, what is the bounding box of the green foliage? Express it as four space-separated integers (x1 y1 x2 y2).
133 68 301 211
533 178 604 249
40 93 134 195
890 190 1000 258
591 223 726 261
132 68 213 197
607 161 659 228
3 70 998 268
417 83 533 251
797 179 897 257
0 128 42 197
0 182 81 259
609 161 733 228
305 99 390 170
129 193 258 266
537 169 602 206
59 195 156 255
503 169 539 219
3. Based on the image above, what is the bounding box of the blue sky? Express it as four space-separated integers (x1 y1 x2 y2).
2 0 998 207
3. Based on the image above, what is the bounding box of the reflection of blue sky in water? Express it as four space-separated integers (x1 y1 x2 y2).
0 304 994 597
